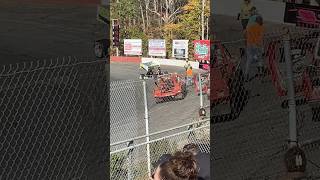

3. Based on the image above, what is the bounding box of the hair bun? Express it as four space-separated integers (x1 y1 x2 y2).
171 151 198 179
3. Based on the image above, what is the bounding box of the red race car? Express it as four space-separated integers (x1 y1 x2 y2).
266 33 320 121
209 41 247 121
153 73 187 103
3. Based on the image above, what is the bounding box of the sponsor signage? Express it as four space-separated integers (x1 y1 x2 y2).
172 40 189 59
124 39 142 56
193 40 210 61
148 39 166 57
284 3 320 28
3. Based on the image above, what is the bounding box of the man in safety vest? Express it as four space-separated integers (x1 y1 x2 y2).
185 62 193 86
244 15 264 81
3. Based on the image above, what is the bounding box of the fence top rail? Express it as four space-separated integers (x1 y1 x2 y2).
0 58 107 77
110 79 143 85
110 118 210 147
110 124 210 155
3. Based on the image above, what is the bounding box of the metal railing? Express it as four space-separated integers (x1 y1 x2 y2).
110 119 210 180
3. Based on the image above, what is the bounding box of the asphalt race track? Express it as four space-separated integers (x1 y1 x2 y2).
110 62 210 144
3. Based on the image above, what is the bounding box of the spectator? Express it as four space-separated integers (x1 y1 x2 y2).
244 15 265 82
238 0 254 30
183 143 210 180
247 6 261 27
151 151 199 180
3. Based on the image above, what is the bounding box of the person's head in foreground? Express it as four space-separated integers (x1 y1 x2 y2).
183 143 200 156
151 151 198 180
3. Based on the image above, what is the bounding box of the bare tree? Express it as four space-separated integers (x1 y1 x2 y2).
147 0 186 24
147 0 151 27
139 0 146 32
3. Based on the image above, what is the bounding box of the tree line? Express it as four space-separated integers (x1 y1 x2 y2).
110 0 210 59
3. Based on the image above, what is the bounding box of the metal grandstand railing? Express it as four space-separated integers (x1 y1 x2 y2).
110 119 210 180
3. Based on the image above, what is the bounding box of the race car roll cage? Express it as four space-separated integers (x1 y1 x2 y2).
265 31 320 109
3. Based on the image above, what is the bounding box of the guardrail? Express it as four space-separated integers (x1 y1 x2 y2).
141 57 200 69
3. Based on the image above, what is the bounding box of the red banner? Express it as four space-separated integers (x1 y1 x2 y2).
193 40 210 61
284 3 320 28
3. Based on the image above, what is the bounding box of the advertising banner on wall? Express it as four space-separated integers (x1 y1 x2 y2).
284 3 320 28
172 40 189 59
148 39 166 57
193 40 210 61
124 39 142 56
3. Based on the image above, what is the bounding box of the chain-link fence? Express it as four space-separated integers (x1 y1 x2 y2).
0 58 108 180
110 71 210 140
110 80 145 146
144 72 211 134
110 119 210 180
211 26 320 179
110 70 210 179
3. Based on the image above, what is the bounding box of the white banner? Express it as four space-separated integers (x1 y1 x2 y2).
148 39 166 57
124 39 142 56
172 40 189 59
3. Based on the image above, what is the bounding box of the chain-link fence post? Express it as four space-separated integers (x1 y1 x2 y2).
199 73 203 108
127 140 134 180
283 28 297 148
143 80 151 177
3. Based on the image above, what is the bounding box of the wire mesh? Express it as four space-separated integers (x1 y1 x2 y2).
145 71 210 135
211 24 320 179
110 71 210 179
0 58 108 180
110 122 210 180
110 80 145 147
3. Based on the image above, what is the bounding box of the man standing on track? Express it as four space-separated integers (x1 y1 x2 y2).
184 60 191 71
244 15 264 82
247 6 261 27
185 60 193 86
187 65 193 86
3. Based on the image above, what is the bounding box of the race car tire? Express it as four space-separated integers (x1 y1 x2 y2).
155 97 162 104
175 93 183 100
